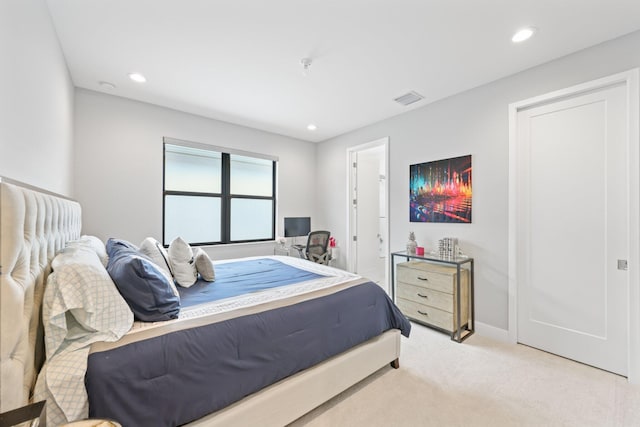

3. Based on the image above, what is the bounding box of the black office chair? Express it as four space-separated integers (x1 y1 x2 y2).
294 230 331 265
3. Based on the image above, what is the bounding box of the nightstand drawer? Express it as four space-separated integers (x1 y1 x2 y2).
396 282 453 312
397 261 459 293
396 298 455 331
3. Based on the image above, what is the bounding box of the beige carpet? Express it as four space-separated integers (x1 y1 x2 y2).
289 323 640 426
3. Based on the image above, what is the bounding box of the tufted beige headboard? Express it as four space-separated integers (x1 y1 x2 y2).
0 177 81 413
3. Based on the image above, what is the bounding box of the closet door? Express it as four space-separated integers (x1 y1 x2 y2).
516 83 628 375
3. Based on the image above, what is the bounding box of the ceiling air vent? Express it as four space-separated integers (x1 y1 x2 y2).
393 91 424 106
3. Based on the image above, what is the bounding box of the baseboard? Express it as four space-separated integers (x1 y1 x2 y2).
475 322 509 343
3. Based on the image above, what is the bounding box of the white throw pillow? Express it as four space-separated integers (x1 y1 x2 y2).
139 237 180 297
139 237 173 277
168 237 198 288
194 248 215 282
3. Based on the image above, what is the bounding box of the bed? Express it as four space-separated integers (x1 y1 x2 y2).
0 177 410 426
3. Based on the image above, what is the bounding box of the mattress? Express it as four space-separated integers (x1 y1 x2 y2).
86 257 410 427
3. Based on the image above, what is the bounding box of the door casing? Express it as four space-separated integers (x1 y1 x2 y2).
347 137 390 293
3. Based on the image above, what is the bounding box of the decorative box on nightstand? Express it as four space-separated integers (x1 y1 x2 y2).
391 251 474 342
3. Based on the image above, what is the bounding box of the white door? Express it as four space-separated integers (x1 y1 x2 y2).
516 83 629 375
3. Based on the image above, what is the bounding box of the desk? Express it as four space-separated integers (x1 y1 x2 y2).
391 251 474 342
273 244 306 257
328 246 339 267
273 243 338 266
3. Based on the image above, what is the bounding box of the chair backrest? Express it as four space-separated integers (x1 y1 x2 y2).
305 230 330 262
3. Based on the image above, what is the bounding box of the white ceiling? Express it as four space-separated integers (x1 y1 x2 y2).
46 0 640 143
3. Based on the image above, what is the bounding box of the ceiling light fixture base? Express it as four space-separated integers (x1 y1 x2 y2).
300 57 312 76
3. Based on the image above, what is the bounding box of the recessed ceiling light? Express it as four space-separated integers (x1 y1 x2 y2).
307 124 317 131
512 27 536 43
128 72 147 83
98 81 116 90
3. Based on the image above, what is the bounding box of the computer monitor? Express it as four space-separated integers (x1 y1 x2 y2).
284 217 310 237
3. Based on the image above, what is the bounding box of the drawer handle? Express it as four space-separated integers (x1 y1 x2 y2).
417 293 429 299
417 276 429 281
417 310 429 317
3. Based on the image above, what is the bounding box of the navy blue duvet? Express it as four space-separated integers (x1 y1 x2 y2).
86 281 410 427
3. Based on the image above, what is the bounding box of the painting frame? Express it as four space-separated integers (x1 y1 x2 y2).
410 154 472 223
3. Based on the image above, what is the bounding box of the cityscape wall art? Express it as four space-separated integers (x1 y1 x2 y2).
410 154 472 223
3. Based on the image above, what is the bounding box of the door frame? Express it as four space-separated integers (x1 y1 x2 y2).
508 69 640 382
347 137 390 293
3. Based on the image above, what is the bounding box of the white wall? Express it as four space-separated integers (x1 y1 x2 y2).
0 0 74 195
316 30 640 331
74 89 316 259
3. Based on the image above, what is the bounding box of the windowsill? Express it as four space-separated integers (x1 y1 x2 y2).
165 240 279 248
196 240 279 249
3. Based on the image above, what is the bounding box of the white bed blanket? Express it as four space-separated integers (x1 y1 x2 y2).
33 246 133 426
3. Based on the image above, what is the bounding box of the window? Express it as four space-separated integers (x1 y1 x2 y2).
163 138 276 245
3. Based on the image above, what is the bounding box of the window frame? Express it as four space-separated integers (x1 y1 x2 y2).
162 137 277 246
